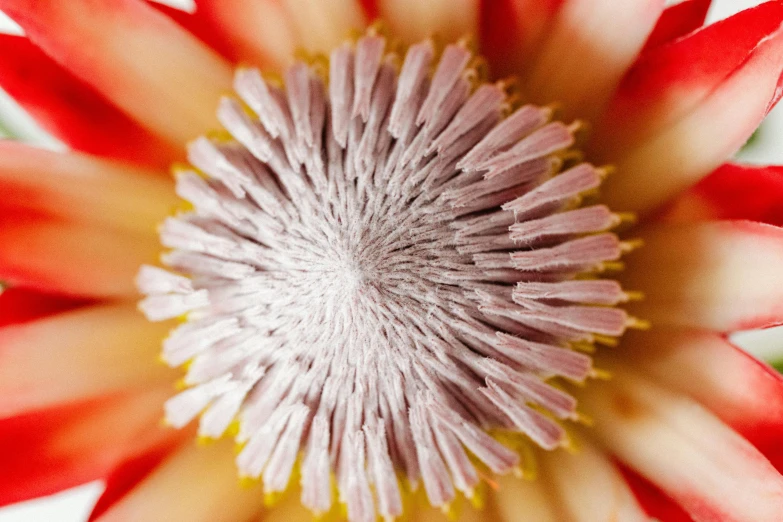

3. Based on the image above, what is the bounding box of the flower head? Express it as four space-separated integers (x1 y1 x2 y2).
2 1 783 521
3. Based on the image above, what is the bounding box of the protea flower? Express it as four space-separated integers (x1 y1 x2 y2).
2 0 783 521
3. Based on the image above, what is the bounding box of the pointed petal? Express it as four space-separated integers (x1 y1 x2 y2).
582 369 783 522
91 441 265 522
0 34 178 168
599 2 783 152
0 287 86 327
0 215 160 298
0 0 233 147
0 303 176 418
543 439 647 522
479 0 563 78
663 163 783 227
596 3 783 214
621 220 783 331
0 142 176 235
618 327 783 472
524 0 664 120
0 388 175 507
379 0 480 44
642 0 712 52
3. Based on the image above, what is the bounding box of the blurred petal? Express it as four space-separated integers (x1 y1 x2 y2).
619 327 783 471
583 369 783 522
0 303 176 418
621 220 783 331
412 500 486 522
642 0 712 52
0 388 174 507
189 0 368 69
492 474 559 522
359 0 379 20
0 141 176 235
379 0 480 44
191 0 301 68
543 439 647 522
282 0 368 54
0 287 86 327
88 435 187 522
92 440 265 522
596 3 783 214
618 464 695 522
663 163 783 227
0 215 160 298
479 0 563 78
151 2 238 62
0 0 233 147
524 0 664 120
0 34 178 168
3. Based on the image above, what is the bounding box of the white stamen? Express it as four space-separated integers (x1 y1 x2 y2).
139 35 630 521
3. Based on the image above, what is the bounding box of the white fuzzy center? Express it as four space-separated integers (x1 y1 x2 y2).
138 33 632 522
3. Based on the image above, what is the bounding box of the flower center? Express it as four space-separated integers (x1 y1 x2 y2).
138 29 637 522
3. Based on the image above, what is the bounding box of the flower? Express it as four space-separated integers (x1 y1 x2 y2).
1 0 783 521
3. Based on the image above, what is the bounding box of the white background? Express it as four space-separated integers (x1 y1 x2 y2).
0 0 780 520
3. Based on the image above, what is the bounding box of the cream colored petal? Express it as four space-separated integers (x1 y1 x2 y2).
524 0 664 120
0 142 176 236
378 0 480 44
193 0 299 67
94 440 265 522
283 0 368 55
0 303 175 418
492 473 560 522
600 23 783 215
542 438 648 522
0 217 160 298
621 221 783 331
582 368 783 522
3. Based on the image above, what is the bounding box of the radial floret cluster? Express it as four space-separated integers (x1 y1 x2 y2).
138 32 637 522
